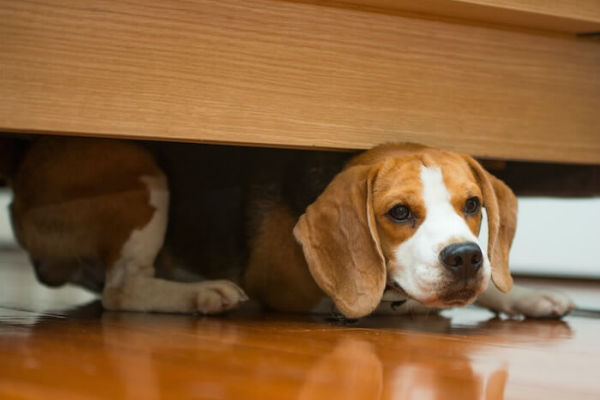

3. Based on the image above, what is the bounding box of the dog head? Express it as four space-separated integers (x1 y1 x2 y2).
294 143 517 318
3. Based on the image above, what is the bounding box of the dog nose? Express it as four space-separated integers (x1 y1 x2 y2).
440 242 483 279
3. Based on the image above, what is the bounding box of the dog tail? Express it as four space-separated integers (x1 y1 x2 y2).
0 136 31 186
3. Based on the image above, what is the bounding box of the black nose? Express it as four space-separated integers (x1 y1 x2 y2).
440 242 483 279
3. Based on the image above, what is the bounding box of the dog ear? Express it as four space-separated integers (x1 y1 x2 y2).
293 164 385 318
464 156 517 293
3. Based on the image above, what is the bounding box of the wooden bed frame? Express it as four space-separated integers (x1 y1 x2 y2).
1 0 599 165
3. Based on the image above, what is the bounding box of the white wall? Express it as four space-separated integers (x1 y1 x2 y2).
1 188 599 278
488 197 600 278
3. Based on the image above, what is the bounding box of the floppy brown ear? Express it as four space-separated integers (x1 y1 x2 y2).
464 156 517 292
293 165 385 318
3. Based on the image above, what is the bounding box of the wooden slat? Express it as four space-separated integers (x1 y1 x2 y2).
0 0 599 163
335 0 600 34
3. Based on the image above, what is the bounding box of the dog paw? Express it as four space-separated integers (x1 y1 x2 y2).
508 289 575 318
195 280 249 315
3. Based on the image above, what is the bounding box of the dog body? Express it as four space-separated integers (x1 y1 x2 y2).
245 143 515 318
1 137 573 318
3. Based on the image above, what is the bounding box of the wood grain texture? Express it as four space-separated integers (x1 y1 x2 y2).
1 249 600 400
0 0 599 163
335 0 600 33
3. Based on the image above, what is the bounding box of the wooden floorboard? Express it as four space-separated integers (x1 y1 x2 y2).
1 249 599 399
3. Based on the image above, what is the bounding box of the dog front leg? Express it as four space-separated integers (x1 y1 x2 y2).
476 282 575 318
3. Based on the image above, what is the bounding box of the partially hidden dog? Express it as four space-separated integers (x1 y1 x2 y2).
0 136 574 319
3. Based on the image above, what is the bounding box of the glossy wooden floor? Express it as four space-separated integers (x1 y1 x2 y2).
1 249 599 400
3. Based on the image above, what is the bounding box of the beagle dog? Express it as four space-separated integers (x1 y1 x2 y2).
0 136 573 319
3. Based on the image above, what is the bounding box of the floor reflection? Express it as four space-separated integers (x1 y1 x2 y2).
0 300 580 400
1 251 595 400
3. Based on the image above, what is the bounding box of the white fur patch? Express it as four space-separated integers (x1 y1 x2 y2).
102 174 248 314
389 166 490 305
476 283 575 317
105 174 169 288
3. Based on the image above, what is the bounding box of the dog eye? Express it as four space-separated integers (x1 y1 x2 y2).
387 204 412 222
464 197 481 215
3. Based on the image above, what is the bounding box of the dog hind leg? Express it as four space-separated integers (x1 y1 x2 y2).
102 174 248 314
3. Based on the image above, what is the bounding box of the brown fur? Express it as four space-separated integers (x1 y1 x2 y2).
243 203 324 312
293 165 386 318
370 157 425 261
256 143 517 318
431 153 483 237
463 155 517 292
5 138 516 317
9 137 161 288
